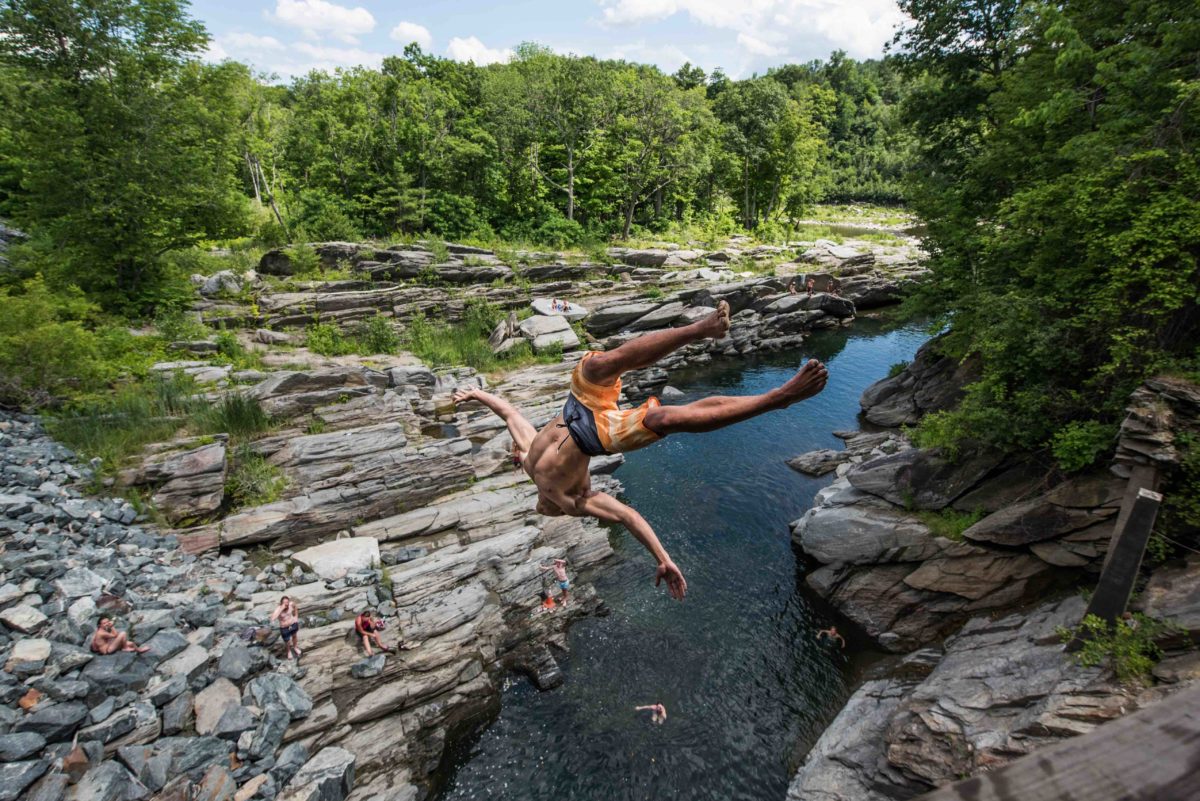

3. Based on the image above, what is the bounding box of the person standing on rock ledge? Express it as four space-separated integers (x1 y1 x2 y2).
452 300 829 601
540 558 571 605
270 596 302 661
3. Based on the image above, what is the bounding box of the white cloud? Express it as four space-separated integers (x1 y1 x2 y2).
389 21 433 50
597 0 905 61
736 31 783 57
607 41 694 73
204 39 230 61
267 0 375 44
204 33 384 77
446 36 512 65
225 32 286 51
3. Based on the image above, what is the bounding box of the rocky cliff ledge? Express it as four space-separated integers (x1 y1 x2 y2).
785 347 1200 799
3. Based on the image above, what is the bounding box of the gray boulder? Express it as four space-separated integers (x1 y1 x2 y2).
0 760 49 801
349 654 386 679
71 760 149 801
246 674 312 721
0 731 46 762
14 701 89 742
277 747 356 801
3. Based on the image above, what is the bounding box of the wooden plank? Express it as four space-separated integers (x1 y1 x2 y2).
1099 464 1160 573
1078 487 1162 628
915 682 1200 801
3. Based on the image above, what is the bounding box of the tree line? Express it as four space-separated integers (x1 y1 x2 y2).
0 0 913 311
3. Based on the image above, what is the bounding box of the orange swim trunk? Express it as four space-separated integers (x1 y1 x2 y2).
563 352 662 456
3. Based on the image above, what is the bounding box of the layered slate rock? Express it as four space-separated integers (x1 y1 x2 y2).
277 747 355 801
786 597 1186 801
793 437 1117 651
291 537 381 582
118 440 227 523
859 336 980 427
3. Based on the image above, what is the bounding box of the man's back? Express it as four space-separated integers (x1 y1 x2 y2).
524 415 592 513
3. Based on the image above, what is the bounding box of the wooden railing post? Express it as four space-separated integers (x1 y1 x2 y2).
1067 486 1162 651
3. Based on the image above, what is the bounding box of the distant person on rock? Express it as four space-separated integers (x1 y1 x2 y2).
452 301 828 601
816 626 845 649
636 703 668 725
355 608 391 657
540 558 571 605
270 596 302 661
90 618 149 655
806 277 815 297
538 589 557 614
788 279 798 295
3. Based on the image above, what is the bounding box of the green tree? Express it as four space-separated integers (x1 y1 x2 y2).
0 0 249 310
899 0 1200 458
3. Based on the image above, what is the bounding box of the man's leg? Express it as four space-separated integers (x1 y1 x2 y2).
643 359 828 435
582 301 731 386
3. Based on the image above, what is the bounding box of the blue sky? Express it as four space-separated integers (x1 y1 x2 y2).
194 0 909 80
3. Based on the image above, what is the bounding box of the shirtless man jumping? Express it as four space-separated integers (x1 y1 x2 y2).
452 301 828 600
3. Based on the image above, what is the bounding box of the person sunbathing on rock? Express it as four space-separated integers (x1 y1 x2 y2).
355 608 391 657
90 618 149 655
636 703 668 725
452 301 828 601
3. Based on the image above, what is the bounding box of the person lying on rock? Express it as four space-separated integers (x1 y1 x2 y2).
816 626 845 649
636 703 668 725
540 558 571 605
452 301 828 601
89 617 149 655
270 596 302 661
355 608 392 657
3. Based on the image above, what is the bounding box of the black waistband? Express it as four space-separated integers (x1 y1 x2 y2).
561 394 607 457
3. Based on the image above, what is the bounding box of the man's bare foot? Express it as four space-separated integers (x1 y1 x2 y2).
777 359 828 405
697 300 731 339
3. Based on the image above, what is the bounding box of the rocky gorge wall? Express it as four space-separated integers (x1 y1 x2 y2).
1 230 926 801
785 342 1200 799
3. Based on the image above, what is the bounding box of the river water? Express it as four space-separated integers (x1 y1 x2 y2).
438 316 930 801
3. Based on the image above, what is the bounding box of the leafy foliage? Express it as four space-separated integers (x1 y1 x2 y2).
226 444 287 508
1057 613 1177 684
898 0 1200 461
917 507 985 541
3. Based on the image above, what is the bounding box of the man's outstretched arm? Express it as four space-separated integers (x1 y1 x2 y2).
452 387 537 452
543 487 686 600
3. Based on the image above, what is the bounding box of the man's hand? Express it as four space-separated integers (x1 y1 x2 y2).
451 388 479 405
655 560 687 600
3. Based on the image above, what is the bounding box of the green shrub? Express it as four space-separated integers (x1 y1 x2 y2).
353 315 400 355
49 374 204 470
305 323 355 356
887 360 909 378
1057 613 1178 684
194 394 272 440
1052 420 1117 473
155 310 209 342
226 445 287 508
643 285 664 300
428 239 450 263
286 244 322 278
0 278 110 405
917 508 985 541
